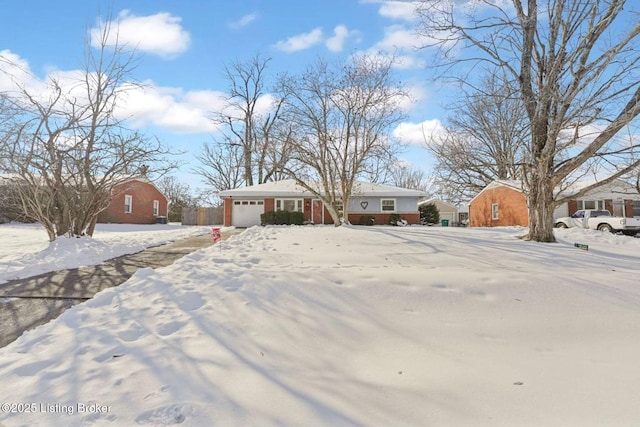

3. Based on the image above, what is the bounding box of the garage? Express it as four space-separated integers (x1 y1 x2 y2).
232 200 264 227
439 211 456 225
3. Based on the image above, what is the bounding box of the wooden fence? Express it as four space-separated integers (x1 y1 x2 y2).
181 207 224 225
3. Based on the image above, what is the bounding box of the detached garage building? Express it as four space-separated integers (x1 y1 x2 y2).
418 199 459 225
218 179 425 227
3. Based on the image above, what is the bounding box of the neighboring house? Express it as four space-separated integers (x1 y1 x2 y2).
458 205 469 225
418 199 459 225
469 179 640 227
218 179 426 227
97 178 169 224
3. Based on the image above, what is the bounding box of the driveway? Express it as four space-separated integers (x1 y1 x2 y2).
0 230 240 348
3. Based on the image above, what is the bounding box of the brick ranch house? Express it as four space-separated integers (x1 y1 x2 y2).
97 178 169 224
469 179 640 227
218 179 426 227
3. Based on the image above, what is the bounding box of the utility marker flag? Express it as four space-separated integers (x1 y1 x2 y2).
212 227 221 243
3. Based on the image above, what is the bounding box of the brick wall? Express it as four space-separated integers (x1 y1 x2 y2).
97 180 168 224
469 186 528 227
223 198 233 226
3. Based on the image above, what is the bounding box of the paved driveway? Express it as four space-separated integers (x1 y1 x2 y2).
0 230 239 348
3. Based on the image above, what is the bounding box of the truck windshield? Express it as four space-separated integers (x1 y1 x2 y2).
590 210 611 217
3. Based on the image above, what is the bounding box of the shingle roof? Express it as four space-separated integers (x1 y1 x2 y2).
217 179 426 197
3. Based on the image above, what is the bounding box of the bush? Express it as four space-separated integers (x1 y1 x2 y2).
389 213 402 226
289 211 304 225
260 211 276 225
419 202 440 225
274 210 289 225
359 215 375 226
261 210 304 226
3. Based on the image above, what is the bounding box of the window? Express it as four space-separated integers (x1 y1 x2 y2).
153 200 159 216
491 203 499 220
381 199 396 212
234 200 264 206
276 199 303 212
633 201 640 217
577 200 604 210
124 195 133 213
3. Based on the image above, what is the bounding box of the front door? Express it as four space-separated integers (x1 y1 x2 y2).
312 199 324 224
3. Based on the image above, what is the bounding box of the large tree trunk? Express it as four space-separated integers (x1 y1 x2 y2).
325 203 342 227
524 166 556 242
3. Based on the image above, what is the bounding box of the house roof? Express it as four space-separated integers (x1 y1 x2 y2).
469 178 640 206
218 179 427 198
468 180 525 206
418 199 459 210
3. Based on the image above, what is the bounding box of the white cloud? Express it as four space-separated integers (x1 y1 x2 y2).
378 1 419 21
374 24 423 51
229 12 259 29
393 119 446 146
114 82 225 134
91 10 191 59
326 25 359 52
0 50 38 93
274 28 324 53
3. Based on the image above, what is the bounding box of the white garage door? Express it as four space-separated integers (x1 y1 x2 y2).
232 200 264 227
440 212 455 225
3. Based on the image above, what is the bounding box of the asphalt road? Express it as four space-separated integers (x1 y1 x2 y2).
0 230 239 348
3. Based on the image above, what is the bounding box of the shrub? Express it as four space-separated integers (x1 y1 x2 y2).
261 210 304 226
260 211 276 225
389 213 402 226
274 210 289 225
359 215 375 226
289 211 304 225
419 202 440 225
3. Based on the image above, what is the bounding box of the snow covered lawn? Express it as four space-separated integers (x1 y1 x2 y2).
0 223 215 284
1 225 639 426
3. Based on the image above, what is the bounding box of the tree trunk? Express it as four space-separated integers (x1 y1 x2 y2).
524 168 556 242
324 201 342 227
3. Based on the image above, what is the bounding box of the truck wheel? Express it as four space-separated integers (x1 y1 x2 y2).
554 222 568 228
597 224 613 233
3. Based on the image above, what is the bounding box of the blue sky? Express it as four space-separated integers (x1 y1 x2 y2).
1 0 449 190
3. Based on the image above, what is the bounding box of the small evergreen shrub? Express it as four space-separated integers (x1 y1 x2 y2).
389 213 402 226
419 203 440 225
289 211 304 225
359 215 375 226
260 211 276 225
274 210 289 225
261 210 304 226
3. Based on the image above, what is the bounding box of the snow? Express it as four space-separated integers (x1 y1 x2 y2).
0 223 215 284
1 224 640 426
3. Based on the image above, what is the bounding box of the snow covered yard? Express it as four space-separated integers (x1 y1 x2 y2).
0 225 639 426
0 223 215 284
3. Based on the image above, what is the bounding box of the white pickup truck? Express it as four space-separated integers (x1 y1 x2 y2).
554 209 640 235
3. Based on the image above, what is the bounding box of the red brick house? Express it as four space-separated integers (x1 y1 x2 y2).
218 179 426 227
469 179 640 227
97 179 168 224
469 180 529 227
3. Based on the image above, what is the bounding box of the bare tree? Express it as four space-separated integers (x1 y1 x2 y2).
278 55 407 225
387 162 433 193
156 176 200 222
0 18 177 241
193 140 244 192
212 54 289 186
416 0 640 242
427 71 528 203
